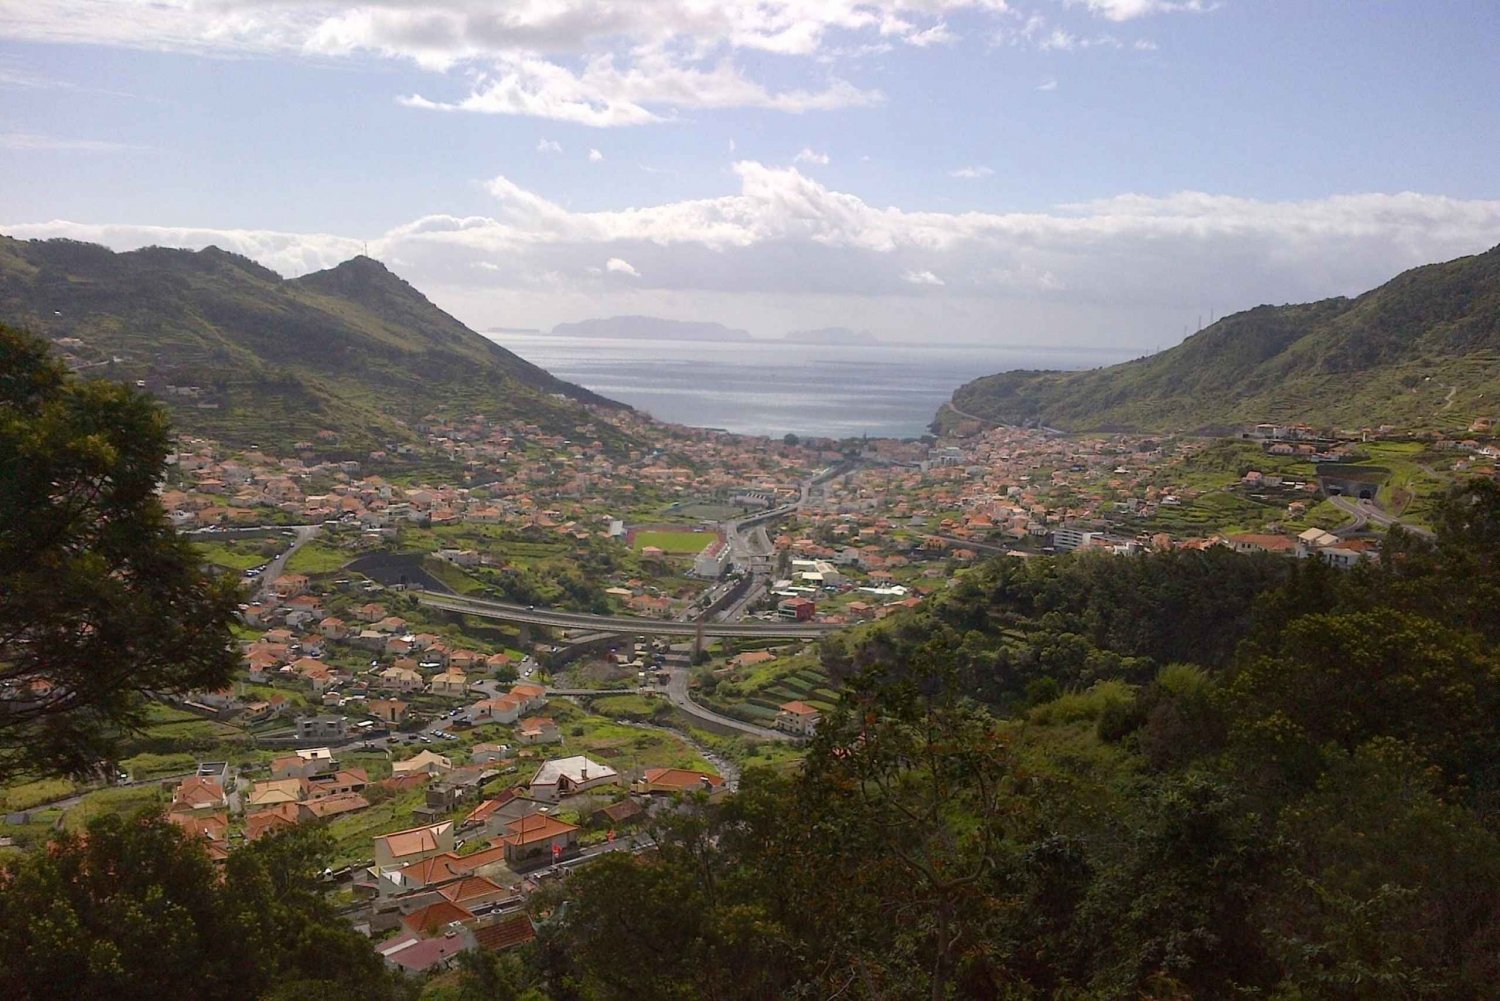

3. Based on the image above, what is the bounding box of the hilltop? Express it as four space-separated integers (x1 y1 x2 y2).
941 243 1500 434
0 236 624 452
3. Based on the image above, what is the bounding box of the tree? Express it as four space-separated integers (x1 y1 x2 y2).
0 325 240 778
0 809 405 1001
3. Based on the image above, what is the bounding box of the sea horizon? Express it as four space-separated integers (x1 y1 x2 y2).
489 332 1138 439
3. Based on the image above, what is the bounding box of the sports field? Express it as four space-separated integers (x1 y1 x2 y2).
632 530 717 553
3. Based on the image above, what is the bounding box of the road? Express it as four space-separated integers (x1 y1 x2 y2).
253 524 320 599
416 592 837 639
1328 495 1434 539
662 662 792 741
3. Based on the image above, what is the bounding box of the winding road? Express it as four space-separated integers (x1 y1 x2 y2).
1328 495 1434 539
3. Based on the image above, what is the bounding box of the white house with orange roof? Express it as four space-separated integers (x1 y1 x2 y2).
373 821 455 874
774 701 821 737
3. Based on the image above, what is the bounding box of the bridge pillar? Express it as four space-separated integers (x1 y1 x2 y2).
518 623 533 647
693 619 706 659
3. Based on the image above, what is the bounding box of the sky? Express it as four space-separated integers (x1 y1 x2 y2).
2 1 1499 351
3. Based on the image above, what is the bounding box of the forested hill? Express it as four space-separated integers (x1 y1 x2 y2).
0 236 625 452
942 242 1500 434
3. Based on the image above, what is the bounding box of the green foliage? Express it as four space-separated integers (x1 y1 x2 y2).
0 324 241 779
0 809 406 1001
945 242 1500 433
0 236 626 453
529 477 1500 1000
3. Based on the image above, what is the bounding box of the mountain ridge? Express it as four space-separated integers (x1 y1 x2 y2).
0 236 625 453
940 243 1500 434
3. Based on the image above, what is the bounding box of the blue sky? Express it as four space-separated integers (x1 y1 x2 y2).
2 1 1498 349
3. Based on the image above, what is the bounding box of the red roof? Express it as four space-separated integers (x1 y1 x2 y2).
401 899 474 935
473 913 535 952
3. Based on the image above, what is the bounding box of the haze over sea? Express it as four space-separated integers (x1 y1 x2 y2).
490 333 1136 439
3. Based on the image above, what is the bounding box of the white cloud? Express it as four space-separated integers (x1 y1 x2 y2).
794 148 831 165
536 138 562 153
1037 78 1058 91
0 132 141 152
0 1 1018 125
588 148 604 162
1073 0 1208 22
949 165 993 178
10 169 1499 348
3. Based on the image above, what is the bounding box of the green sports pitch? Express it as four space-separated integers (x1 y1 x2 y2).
631 530 717 554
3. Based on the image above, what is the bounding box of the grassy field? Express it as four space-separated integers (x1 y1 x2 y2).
286 540 351 574
632 530 716 554
193 539 269 571
0 777 79 812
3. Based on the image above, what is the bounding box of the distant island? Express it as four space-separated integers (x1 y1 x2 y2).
550 316 754 342
785 326 880 345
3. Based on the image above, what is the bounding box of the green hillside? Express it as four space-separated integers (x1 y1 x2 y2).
0 235 626 453
943 243 1500 434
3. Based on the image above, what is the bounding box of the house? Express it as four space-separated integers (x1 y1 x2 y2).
369 698 409 724
392 750 453 777
508 683 547 711
470 743 513 766
470 695 522 725
730 650 775 670
168 810 230 846
306 767 369 798
777 597 816 621
380 929 473 976
592 798 646 828
1297 527 1339 554
272 573 310 598
631 767 726 799
428 668 469 697
374 821 456 874
472 913 536 953
517 717 561 745
774 700 821 737
245 803 301 841
247 778 306 807
401 900 475 936
270 746 338 780
499 813 580 866
438 875 511 911
379 666 425 692
295 715 348 741
528 755 620 802
1226 533 1297 556
297 792 370 821
172 775 229 812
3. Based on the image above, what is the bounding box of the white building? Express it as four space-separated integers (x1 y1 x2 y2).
528 755 620 802
692 540 731 579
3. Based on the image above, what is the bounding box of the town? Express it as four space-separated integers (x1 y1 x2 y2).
4 384 1494 979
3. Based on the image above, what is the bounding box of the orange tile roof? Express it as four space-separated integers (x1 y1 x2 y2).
378 822 451 860
473 913 535 952
401 900 474 936
501 813 578 847
640 767 725 791
438 875 507 905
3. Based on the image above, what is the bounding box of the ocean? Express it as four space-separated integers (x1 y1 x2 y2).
489 333 1135 440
